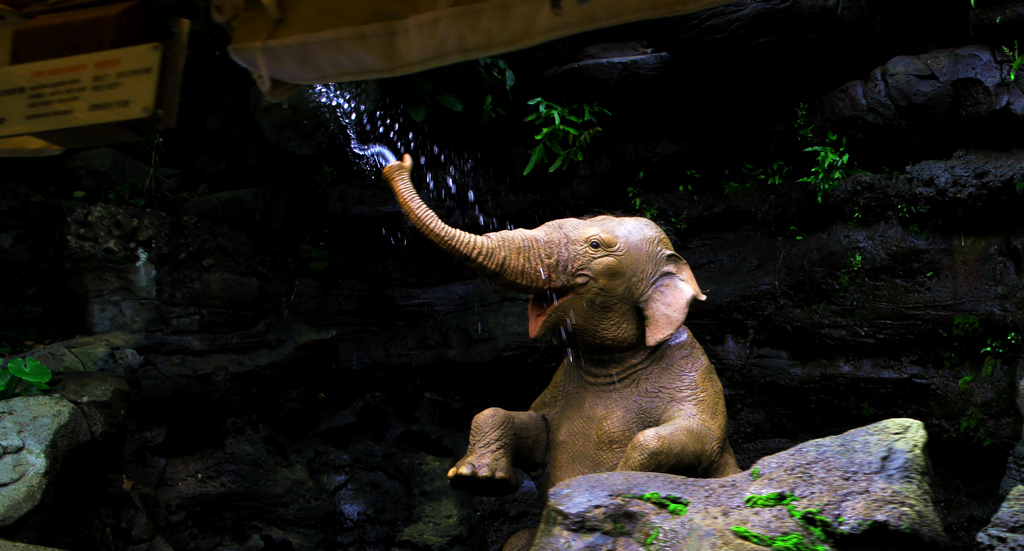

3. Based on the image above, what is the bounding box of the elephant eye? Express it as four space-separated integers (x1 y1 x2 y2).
589 240 601 249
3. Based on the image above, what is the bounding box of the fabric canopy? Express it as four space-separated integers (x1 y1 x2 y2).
217 0 733 99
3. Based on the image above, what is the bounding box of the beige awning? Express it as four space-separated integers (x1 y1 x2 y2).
218 0 734 99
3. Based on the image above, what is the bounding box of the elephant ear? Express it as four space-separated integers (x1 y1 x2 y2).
638 255 706 347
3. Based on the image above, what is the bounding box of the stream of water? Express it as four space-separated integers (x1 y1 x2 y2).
308 81 513 234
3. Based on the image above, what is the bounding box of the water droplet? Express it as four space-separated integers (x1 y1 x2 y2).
539 267 546 279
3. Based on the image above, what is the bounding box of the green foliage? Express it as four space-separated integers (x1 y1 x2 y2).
0 357 52 400
522 98 610 175
794 103 815 144
405 74 465 123
477 57 515 93
723 161 790 195
624 492 690 515
744 492 800 508
1002 41 1022 82
302 242 329 272
750 467 761 480
788 505 834 542
627 186 658 219
645 527 660 547
734 492 842 550
938 314 1021 445
797 132 855 203
839 253 863 288
731 528 827 551
477 57 515 122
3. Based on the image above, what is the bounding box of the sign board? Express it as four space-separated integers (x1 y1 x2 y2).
0 42 162 138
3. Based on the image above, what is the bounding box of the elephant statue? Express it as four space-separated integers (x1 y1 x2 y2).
382 155 740 549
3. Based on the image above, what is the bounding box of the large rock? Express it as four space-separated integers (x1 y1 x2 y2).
977 485 1024 550
532 418 946 550
0 396 89 527
821 45 1024 148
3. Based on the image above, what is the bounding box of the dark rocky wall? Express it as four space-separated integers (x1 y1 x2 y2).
1 0 1022 550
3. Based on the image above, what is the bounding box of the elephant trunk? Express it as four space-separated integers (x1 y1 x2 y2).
382 155 566 293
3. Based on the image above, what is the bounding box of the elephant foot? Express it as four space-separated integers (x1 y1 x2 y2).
448 453 519 497
502 528 536 551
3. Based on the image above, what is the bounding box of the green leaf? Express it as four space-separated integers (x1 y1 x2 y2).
527 97 543 105
0 369 18 399
9 357 51 383
523 146 545 175
980 356 995 382
410 75 434 96
505 68 515 87
73 191 86 198
407 102 427 122
548 152 565 172
18 384 44 396
435 91 464 112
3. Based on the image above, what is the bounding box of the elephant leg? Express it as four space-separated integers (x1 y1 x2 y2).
616 419 740 477
449 407 548 496
501 528 537 551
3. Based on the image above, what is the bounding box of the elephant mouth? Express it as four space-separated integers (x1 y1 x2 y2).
528 288 573 338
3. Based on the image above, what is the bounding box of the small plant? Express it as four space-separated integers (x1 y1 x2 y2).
302 242 330 272
624 492 690 515
523 98 610 175
734 493 841 550
731 527 826 551
794 103 815 144
627 186 659 220
745 492 800 508
645 527 660 547
750 467 761 480
1002 41 1022 82
405 74 464 123
0 357 52 399
797 132 855 203
938 315 1021 444
839 253 863 288
723 162 789 195
478 57 515 121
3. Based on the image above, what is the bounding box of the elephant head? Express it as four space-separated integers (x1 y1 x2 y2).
382 155 705 351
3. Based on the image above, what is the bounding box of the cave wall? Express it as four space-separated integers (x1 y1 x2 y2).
1 0 1023 550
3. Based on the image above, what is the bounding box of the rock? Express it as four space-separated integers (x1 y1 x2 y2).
181 189 266 226
21 333 144 376
667 0 868 45
52 373 130 441
970 1 1024 43
532 418 947 550
249 86 337 156
153 419 331 551
977 485 1024 550
821 45 1024 147
395 455 469 550
543 42 672 82
1002 352 1024 493
68 148 181 194
0 539 70 551
0 396 89 527
65 204 166 334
